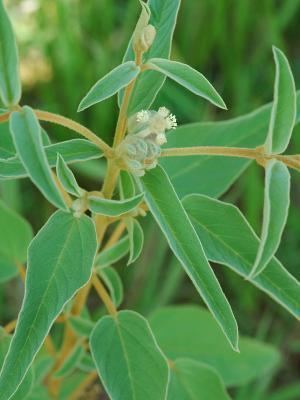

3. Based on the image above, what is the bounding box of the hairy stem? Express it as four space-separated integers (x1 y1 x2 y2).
160 146 261 159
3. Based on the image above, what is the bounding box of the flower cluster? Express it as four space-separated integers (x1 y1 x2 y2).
116 107 177 176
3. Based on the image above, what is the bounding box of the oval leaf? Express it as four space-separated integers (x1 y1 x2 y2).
147 59 226 109
56 154 83 197
0 0 21 106
183 194 300 319
78 61 140 111
250 160 290 278
265 47 296 154
141 166 239 351
9 106 67 209
0 211 97 399
88 193 144 217
168 359 231 400
90 310 169 400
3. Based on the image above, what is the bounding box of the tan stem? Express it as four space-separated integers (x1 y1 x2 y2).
160 146 260 159
92 274 117 316
69 371 99 400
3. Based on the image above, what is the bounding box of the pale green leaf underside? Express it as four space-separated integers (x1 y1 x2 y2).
126 218 144 265
78 61 140 111
183 194 300 319
147 58 226 109
141 165 239 351
120 0 181 113
0 139 103 180
250 160 290 277
160 91 300 199
168 359 231 400
0 211 97 399
150 306 280 387
98 267 124 307
9 106 67 210
95 236 130 269
90 310 169 400
265 47 296 154
88 193 144 217
0 1 21 106
56 154 83 198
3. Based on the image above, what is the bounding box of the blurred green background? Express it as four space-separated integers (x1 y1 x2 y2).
0 1 299 399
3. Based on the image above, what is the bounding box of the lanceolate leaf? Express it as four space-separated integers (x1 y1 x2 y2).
78 62 140 111
95 236 130 269
9 107 67 210
168 359 231 400
160 91 300 199
120 0 181 113
0 211 97 399
0 0 21 106
183 194 300 319
141 166 239 350
265 47 296 154
56 155 83 197
90 310 169 400
250 160 290 277
147 59 226 109
98 267 124 307
126 218 144 265
88 193 144 217
0 139 103 180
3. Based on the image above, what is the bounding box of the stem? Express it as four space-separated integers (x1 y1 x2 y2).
4 320 17 334
69 371 99 400
34 110 113 156
160 146 260 159
104 221 126 249
0 112 9 123
92 274 117 316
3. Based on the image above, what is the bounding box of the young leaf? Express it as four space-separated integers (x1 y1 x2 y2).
168 359 231 400
0 211 97 399
160 91 300 199
120 0 181 113
78 61 140 111
95 236 130 269
98 267 124 307
126 218 144 265
119 170 136 199
0 139 103 180
265 47 296 154
250 160 290 278
150 306 280 387
90 310 169 400
0 0 21 106
88 193 144 217
147 59 226 109
54 344 84 378
183 194 300 319
141 166 239 350
56 154 83 197
9 106 67 210
0 199 33 282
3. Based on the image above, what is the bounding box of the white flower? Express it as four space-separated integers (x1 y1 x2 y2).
166 114 177 130
156 133 167 145
158 107 170 118
136 110 150 123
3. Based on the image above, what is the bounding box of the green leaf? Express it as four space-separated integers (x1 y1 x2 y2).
168 359 231 400
0 0 21 106
54 344 84 378
0 199 32 282
119 170 136 199
95 236 130 269
0 329 34 400
98 267 124 307
0 211 97 399
69 316 95 338
147 59 226 109
141 166 239 350
90 310 169 400
160 91 300 199
78 61 140 111
182 194 300 319
56 154 83 198
265 47 296 154
250 160 290 278
0 139 103 180
126 218 144 265
150 306 280 387
78 353 96 373
120 0 181 114
9 106 67 209
88 193 144 217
